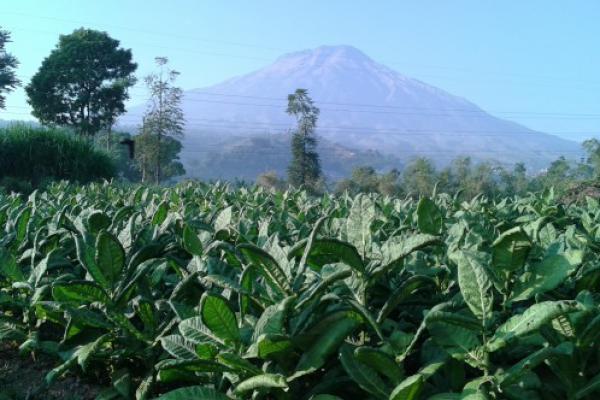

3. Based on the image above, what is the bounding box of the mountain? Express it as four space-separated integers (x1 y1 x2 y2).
122 45 582 179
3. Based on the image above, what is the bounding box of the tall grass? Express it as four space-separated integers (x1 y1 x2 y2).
0 124 115 191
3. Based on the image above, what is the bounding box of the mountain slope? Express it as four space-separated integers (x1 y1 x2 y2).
123 45 582 177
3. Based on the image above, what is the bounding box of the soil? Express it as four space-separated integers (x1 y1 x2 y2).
0 342 105 400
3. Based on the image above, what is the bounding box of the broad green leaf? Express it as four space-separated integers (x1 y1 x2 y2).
389 374 423 400
0 250 22 282
217 352 262 375
457 251 493 324
182 225 203 256
492 227 531 272
214 206 233 232
95 230 125 292
15 206 31 243
488 300 582 352
355 347 404 385
375 234 440 275
151 201 168 226
179 316 224 345
160 335 198 360
510 250 583 302
238 244 291 296
234 374 288 394
290 238 364 273
293 313 361 377
87 211 111 234
200 293 241 346
417 198 442 235
339 344 389 400
52 281 110 305
346 194 376 258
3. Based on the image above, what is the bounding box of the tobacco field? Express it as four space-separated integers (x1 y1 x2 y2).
1 181 600 399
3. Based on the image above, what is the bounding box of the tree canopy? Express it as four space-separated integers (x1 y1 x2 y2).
0 27 19 109
26 28 136 137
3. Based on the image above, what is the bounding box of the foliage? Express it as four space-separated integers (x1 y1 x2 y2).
25 28 137 137
287 88 322 191
0 124 115 191
138 57 185 184
0 26 19 109
1 181 600 399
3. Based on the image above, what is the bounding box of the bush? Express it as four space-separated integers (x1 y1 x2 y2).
0 124 115 192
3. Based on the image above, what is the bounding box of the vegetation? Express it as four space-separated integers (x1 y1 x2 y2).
0 27 19 109
25 28 137 138
0 125 115 193
1 181 600 399
136 57 185 184
287 89 322 192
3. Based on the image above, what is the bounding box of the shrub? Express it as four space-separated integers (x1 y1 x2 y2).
0 124 115 191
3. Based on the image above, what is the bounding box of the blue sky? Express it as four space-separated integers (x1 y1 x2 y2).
2 0 599 141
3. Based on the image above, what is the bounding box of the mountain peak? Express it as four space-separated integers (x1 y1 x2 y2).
271 45 376 72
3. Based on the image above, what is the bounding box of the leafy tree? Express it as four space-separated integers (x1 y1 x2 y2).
335 166 400 196
141 57 185 183
134 122 185 183
26 28 136 138
402 157 437 196
287 88 322 191
0 27 19 109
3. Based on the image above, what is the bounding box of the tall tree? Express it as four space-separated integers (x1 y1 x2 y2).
0 27 19 109
287 88 321 190
26 28 136 138
142 57 185 184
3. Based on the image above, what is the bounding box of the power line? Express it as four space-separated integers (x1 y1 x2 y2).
3 11 288 53
2 109 598 138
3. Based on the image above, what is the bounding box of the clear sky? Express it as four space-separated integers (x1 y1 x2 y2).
1 0 599 141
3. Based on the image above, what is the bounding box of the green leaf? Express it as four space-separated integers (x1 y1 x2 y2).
217 352 262 375
346 194 376 258
214 206 233 232
160 334 198 360
238 244 291 296
179 316 224 345
157 386 231 400
339 344 389 400
87 211 111 234
182 225 203 256
492 227 531 272
488 300 582 352
52 281 111 305
290 238 364 273
293 313 361 378
389 374 424 400
511 250 583 302
354 347 404 385
200 293 241 346
375 234 440 276
152 201 168 226
456 251 493 324
0 249 23 282
95 230 125 292
234 374 288 394
417 197 442 235
15 206 31 243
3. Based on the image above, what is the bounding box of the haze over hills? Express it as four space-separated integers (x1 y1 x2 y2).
122 45 583 180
